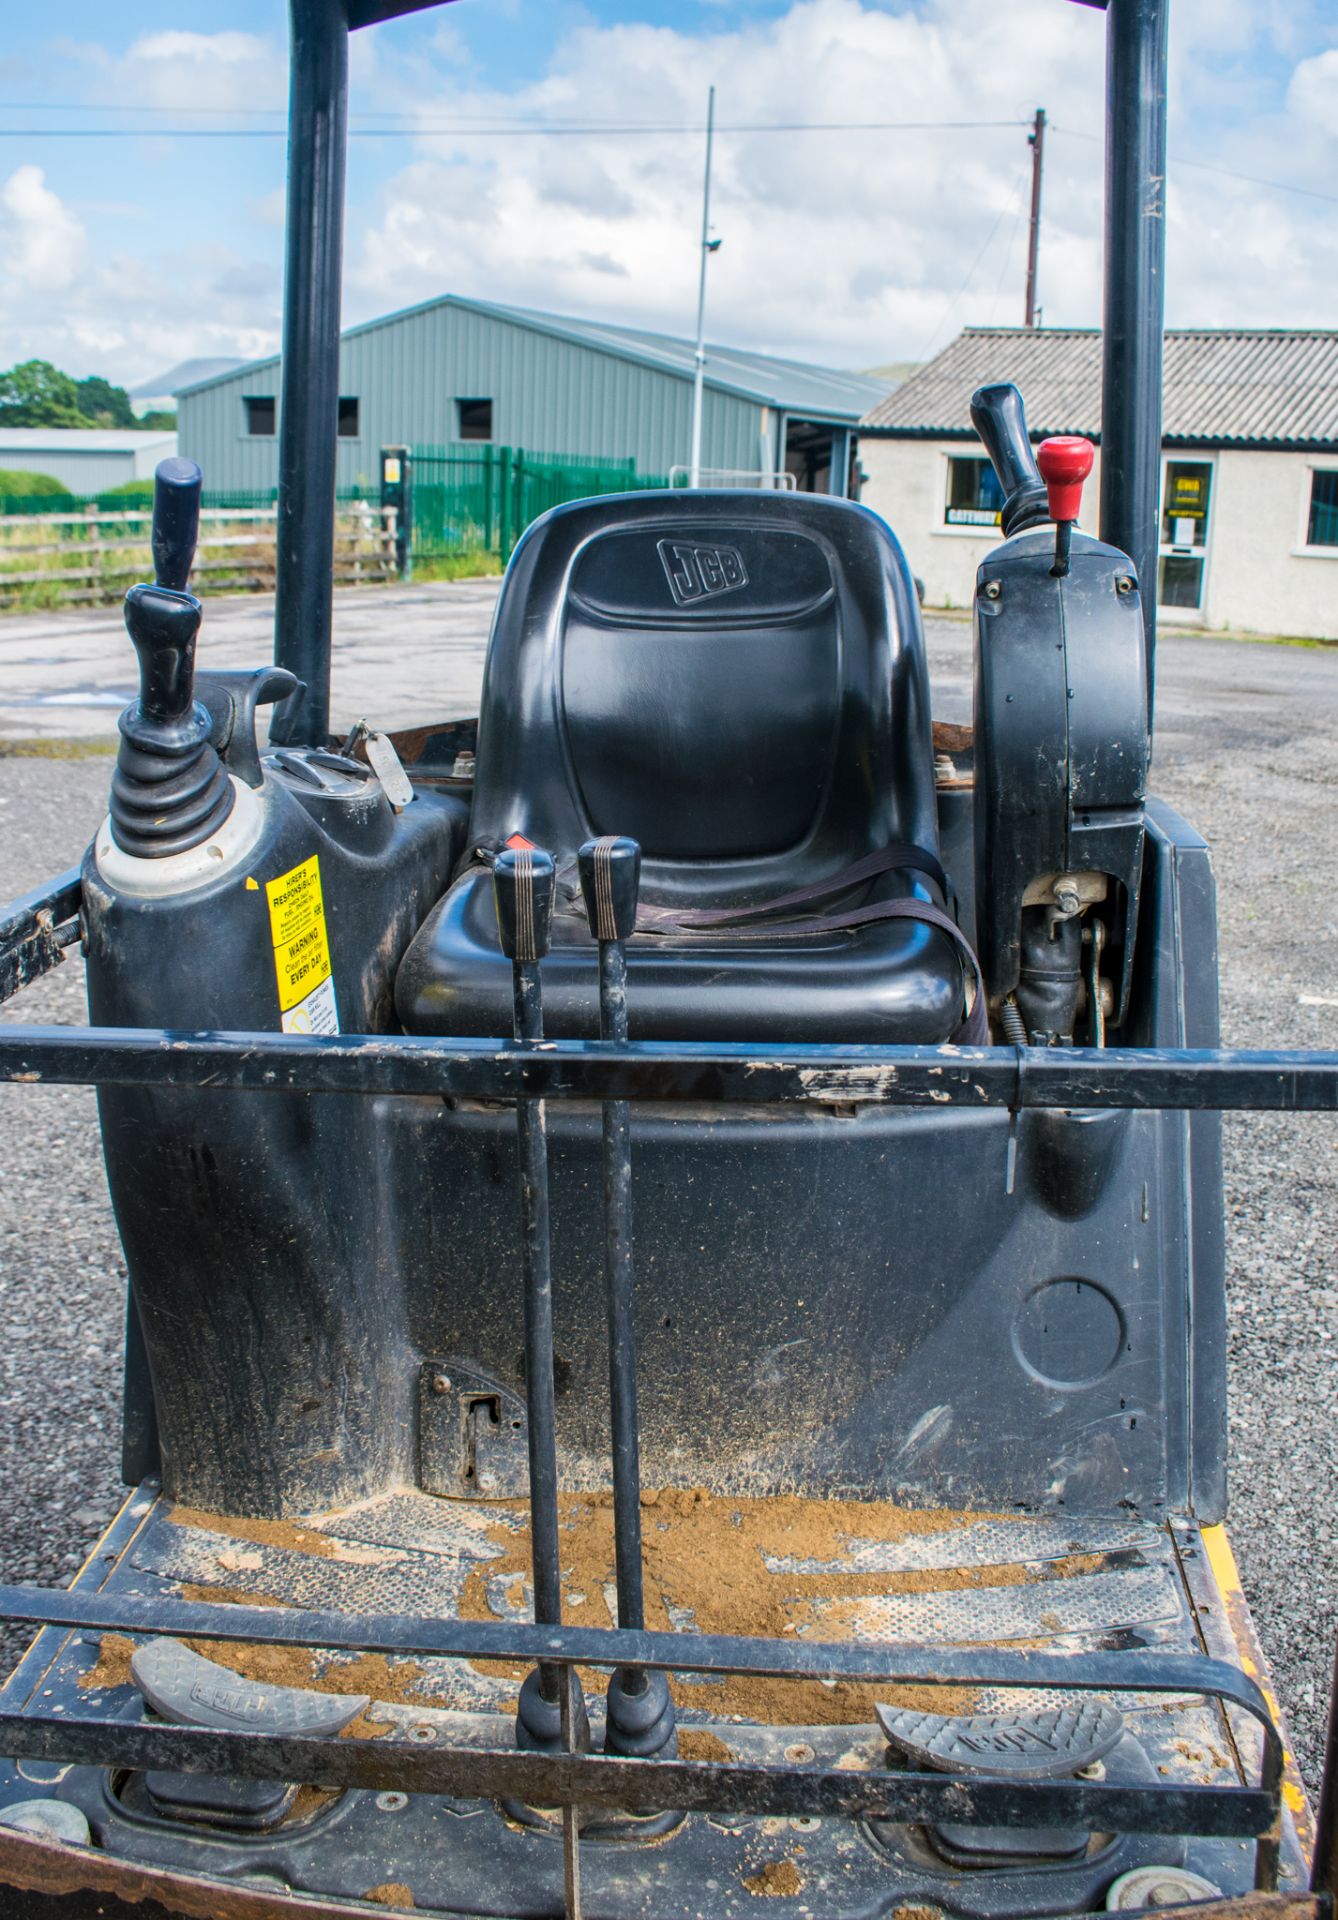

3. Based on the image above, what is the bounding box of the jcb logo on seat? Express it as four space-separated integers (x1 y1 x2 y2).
658 539 748 607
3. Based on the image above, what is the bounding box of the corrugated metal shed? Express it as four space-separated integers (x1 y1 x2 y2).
179 294 887 495
862 328 1338 448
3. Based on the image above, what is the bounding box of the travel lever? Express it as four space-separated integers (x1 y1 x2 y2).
492 848 591 1760
577 836 676 1761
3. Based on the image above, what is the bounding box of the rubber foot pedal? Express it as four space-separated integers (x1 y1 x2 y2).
876 1698 1124 1779
131 1637 370 1736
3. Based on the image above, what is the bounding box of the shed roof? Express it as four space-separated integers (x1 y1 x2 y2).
0 428 178 453
861 328 1338 448
179 293 888 424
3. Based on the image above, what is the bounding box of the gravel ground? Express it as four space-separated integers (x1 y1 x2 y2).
0 604 1335 1796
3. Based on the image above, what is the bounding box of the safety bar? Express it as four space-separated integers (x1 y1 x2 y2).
0 1581 1285 1887
2 1025 1338 1112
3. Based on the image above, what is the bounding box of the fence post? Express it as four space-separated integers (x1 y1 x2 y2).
484 444 495 554
499 448 512 562
84 503 99 604
511 449 525 562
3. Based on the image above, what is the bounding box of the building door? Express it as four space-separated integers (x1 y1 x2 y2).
1158 459 1213 612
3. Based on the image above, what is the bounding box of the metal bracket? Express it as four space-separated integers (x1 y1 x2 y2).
418 1363 529 1497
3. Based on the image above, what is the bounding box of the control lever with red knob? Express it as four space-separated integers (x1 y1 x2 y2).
1037 436 1096 579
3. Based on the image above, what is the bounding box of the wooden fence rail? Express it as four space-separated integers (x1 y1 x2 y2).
0 503 398 610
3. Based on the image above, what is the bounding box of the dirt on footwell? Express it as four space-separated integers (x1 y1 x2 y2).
743 1859 805 1897
458 1487 1016 1724
80 1489 1094 1730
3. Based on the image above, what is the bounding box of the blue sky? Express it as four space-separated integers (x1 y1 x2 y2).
0 1 1334 385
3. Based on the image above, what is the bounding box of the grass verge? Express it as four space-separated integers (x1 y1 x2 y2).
0 736 116 759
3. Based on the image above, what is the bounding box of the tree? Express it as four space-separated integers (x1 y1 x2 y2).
74 374 136 429
0 360 86 428
138 409 178 431
0 469 68 498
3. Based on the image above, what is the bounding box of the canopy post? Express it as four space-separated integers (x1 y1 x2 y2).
269 0 350 747
1098 0 1169 728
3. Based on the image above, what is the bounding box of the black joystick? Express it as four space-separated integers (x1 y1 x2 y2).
969 382 1051 538
110 459 235 859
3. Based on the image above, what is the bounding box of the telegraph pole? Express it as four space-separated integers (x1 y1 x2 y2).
1024 106 1046 329
688 85 716 487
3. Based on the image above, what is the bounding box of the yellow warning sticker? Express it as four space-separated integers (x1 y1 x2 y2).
264 855 339 1034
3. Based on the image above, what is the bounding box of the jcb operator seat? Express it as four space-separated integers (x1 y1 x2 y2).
396 490 967 1042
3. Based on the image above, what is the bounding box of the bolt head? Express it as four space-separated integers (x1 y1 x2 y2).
431 1373 451 1396
1116 575 1135 594
983 580 1002 601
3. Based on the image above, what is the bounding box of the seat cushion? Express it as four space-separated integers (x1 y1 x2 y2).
395 864 966 1044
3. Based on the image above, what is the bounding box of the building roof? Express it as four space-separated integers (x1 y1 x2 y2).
0 428 178 453
179 294 889 424
862 328 1338 448
129 357 246 401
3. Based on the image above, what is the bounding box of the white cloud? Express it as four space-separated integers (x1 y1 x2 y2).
1 166 86 294
0 166 276 382
344 0 1114 366
1286 46 1338 129
114 30 286 114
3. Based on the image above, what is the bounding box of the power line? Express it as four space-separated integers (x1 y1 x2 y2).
1049 122 1338 208
0 116 1028 138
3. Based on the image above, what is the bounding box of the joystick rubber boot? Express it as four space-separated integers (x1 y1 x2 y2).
604 1668 677 1759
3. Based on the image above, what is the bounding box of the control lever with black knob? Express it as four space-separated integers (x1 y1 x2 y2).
492 847 591 1763
577 835 676 1763
109 458 235 859
969 382 1051 538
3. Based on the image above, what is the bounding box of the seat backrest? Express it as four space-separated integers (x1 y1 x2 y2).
469 490 939 907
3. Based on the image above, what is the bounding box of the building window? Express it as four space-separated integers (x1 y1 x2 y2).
1307 470 1338 548
945 455 1003 527
457 398 493 442
338 396 360 438
243 396 276 436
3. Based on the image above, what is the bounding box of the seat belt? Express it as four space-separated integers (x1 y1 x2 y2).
633 845 988 1047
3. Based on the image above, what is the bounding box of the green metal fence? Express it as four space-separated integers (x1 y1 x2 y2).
410 446 665 565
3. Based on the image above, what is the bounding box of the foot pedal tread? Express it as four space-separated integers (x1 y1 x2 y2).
876 1699 1124 1778
131 1637 370 1736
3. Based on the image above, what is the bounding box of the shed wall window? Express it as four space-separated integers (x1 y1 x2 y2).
244 396 276 436
457 398 493 441
1307 470 1338 548
338 396 360 438
945 455 1003 526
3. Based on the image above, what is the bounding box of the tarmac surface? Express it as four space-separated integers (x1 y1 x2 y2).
0 579 1335 1797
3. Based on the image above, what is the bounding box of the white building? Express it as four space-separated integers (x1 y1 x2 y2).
860 328 1338 642
0 428 178 496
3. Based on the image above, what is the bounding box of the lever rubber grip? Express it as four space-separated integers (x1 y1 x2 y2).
151 457 203 593
968 383 1050 537
124 584 203 728
577 837 641 944
494 847 556 964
